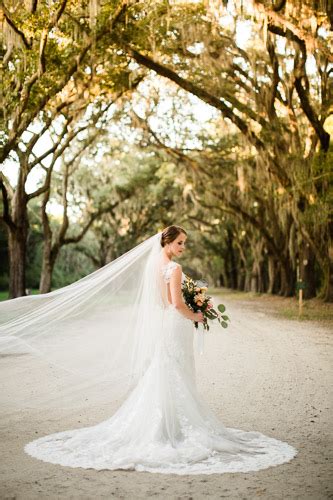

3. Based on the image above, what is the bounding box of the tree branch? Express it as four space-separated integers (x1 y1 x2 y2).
125 46 266 151
294 77 330 151
63 203 119 245
0 2 32 48
268 23 330 151
0 173 15 230
124 45 291 187
1 1 128 164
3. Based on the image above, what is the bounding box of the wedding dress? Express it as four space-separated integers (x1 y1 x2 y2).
23 259 298 474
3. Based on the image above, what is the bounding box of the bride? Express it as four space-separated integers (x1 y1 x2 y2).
0 225 297 474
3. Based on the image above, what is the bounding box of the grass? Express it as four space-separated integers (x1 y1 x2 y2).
0 289 40 302
0 291 9 301
210 287 333 325
278 302 333 322
210 288 259 300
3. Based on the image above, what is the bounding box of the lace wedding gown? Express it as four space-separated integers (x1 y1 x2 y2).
25 261 297 474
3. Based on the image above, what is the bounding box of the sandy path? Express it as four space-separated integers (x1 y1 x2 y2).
0 296 332 499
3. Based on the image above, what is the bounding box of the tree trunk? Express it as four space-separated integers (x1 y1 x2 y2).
258 260 265 293
279 260 294 297
223 258 231 288
8 225 27 298
267 255 277 294
39 232 59 293
324 246 333 302
324 263 333 302
237 263 246 290
250 261 259 293
299 243 317 299
244 268 251 292
7 173 29 298
39 253 57 294
227 229 238 289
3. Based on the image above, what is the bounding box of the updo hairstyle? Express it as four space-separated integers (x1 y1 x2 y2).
161 225 187 247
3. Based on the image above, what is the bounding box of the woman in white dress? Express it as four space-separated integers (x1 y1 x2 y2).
1 226 297 474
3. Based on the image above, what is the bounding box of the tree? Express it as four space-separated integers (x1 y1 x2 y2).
0 0 143 296
114 1 332 298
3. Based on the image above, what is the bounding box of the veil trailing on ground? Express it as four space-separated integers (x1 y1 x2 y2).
0 232 169 410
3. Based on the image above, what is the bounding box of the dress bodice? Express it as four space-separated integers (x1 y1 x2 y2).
161 261 186 284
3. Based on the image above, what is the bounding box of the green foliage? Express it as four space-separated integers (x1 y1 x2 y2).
53 245 95 288
0 1 331 300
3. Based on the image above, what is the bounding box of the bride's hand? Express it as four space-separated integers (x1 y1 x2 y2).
193 311 204 323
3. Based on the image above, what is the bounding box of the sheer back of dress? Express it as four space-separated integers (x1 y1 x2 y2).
159 260 180 307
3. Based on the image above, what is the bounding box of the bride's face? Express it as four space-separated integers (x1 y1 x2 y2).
169 233 187 258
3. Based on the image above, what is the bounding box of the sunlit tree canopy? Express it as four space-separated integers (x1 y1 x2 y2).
0 0 332 300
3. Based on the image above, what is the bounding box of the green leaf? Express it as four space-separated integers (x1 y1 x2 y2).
221 321 228 328
218 304 226 313
222 315 229 321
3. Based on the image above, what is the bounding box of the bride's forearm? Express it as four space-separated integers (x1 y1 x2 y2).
174 301 195 320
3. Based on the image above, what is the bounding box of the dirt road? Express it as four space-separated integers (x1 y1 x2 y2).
0 295 332 499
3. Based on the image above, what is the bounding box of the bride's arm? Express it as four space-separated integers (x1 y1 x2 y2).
169 266 203 322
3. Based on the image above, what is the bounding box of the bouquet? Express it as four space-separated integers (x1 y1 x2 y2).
182 275 230 331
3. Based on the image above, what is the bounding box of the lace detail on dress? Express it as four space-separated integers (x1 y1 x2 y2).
24 260 298 475
25 314 298 474
161 261 180 284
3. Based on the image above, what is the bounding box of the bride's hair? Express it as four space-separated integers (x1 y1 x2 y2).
161 225 187 247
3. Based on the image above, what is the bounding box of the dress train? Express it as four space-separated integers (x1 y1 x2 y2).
25 300 297 474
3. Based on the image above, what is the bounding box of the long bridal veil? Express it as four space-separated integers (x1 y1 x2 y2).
0 232 168 409
2 232 299 474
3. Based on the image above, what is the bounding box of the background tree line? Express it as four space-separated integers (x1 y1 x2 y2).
0 0 332 300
